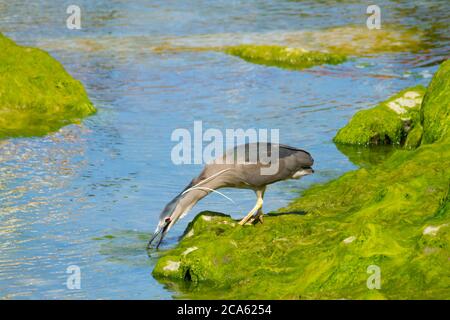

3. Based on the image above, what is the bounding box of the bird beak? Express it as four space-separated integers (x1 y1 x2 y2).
304 167 314 174
147 191 194 249
147 219 171 250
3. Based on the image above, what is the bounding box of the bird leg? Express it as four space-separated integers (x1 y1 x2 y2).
239 188 265 226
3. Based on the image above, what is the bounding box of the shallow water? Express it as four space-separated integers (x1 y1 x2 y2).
0 0 448 299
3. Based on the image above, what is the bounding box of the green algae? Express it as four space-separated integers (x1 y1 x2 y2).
421 60 450 144
223 45 347 70
404 124 423 149
153 61 450 300
0 33 95 139
333 86 426 146
92 235 115 240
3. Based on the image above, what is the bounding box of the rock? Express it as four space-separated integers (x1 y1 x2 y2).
423 224 447 236
343 236 356 244
0 33 95 139
163 260 181 272
185 229 195 238
333 85 425 146
386 91 423 114
182 247 198 256
153 256 183 279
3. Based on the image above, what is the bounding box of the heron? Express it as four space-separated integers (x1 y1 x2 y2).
148 142 314 249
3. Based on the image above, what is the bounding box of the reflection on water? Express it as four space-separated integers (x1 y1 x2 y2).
94 231 151 267
0 0 448 299
335 144 397 168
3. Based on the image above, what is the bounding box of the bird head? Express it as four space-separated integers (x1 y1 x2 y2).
147 196 181 249
147 189 200 249
291 150 315 179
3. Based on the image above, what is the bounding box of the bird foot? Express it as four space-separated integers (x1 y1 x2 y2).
247 212 264 225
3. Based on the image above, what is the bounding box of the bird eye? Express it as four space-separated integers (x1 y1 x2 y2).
165 217 171 223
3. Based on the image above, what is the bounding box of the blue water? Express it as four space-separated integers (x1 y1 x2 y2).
0 0 448 299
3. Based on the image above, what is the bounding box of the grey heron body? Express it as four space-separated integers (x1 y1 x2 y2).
148 143 314 249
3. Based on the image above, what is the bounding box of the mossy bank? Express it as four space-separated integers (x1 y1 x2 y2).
153 60 450 299
0 33 95 138
334 86 426 147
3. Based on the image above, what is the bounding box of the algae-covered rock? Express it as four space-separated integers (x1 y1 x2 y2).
153 212 238 282
421 60 450 144
333 86 425 146
0 33 95 138
153 62 450 300
223 45 347 70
